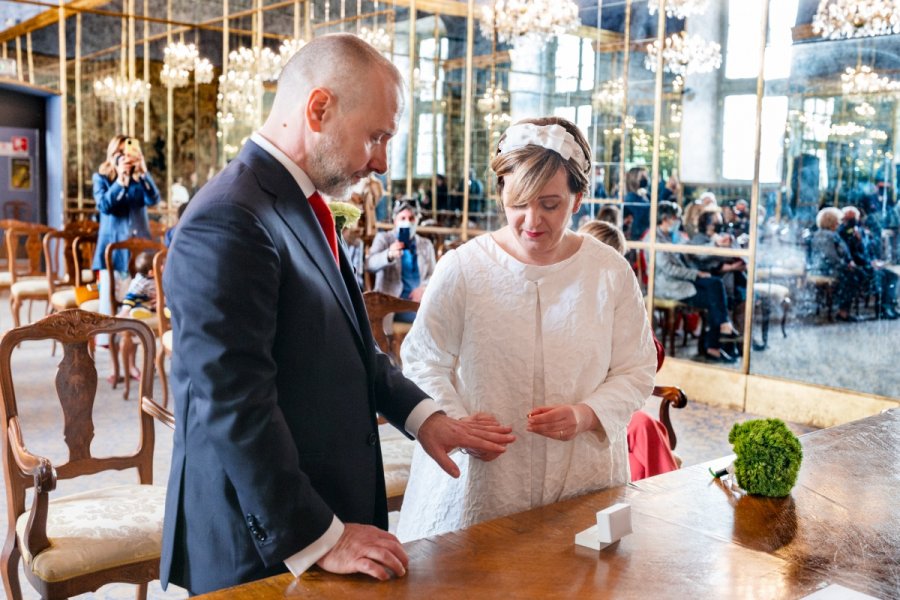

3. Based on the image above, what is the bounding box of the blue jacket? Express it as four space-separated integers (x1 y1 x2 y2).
91 171 160 271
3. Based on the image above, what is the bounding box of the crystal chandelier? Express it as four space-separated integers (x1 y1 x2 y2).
591 78 625 114
479 0 581 49
216 40 303 128
161 41 216 88
648 0 710 20
840 65 900 95
645 32 722 76
358 26 392 53
812 0 900 39
93 76 150 105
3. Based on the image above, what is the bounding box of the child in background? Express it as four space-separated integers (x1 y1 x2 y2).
117 251 157 381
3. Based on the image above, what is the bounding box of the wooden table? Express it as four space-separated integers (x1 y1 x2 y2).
198 409 900 599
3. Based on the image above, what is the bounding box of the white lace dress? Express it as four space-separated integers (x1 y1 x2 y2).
395 234 656 542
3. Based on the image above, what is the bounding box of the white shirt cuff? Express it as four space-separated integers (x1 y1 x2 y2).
405 398 442 437
284 516 344 577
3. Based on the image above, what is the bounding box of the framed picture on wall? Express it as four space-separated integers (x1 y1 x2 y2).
10 157 31 191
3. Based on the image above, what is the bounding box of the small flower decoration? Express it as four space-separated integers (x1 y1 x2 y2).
329 201 362 231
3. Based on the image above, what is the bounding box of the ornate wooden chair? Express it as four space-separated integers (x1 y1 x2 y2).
43 229 86 316
152 249 172 408
6 224 55 327
0 219 32 292
362 291 420 366
104 238 166 399
362 291 420 512
0 310 168 600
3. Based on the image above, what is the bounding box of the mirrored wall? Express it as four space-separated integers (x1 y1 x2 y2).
2 0 899 403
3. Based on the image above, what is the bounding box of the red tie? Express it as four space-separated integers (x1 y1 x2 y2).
306 191 339 265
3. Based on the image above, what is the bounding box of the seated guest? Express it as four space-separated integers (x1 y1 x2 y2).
838 206 899 319
578 220 679 481
687 209 747 309
810 207 864 322
654 201 741 363
366 199 436 331
396 116 656 542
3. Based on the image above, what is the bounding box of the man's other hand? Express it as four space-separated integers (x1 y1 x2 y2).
316 523 408 581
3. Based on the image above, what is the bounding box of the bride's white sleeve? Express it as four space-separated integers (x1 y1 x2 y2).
400 250 469 420
581 266 657 443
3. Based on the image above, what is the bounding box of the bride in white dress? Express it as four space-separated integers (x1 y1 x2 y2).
396 117 657 542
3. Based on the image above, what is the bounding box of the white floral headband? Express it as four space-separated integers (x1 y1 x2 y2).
497 123 589 172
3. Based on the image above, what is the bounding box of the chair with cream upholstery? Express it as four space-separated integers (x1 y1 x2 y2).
0 219 32 294
152 249 172 408
6 224 55 328
0 309 169 600
104 238 166 400
362 291 420 511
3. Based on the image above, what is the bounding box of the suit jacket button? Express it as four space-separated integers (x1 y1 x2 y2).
367 432 378 446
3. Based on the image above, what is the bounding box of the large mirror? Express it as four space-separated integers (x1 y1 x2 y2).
750 0 900 397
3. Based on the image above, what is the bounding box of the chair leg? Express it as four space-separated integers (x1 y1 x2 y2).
136 582 148 600
1 535 23 600
156 346 169 409
781 298 790 338
10 294 21 328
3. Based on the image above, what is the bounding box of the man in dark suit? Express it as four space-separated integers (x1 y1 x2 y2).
160 34 515 595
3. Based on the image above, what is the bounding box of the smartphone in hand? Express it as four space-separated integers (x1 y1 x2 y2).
398 226 411 245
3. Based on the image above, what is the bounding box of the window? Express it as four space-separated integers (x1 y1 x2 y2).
725 0 799 81
554 34 594 93
722 94 788 182
415 113 445 177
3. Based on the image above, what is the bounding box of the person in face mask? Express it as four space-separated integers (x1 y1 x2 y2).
366 199 437 333
653 201 741 362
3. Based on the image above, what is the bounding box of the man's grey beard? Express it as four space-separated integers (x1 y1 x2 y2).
309 138 354 199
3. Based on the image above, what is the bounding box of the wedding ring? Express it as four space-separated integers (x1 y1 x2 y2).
558 430 563 440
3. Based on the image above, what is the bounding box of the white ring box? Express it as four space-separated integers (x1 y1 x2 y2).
574 502 632 550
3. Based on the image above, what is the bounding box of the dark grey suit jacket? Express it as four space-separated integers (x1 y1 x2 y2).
159 141 426 594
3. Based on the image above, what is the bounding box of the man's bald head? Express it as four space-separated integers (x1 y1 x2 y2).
271 33 403 119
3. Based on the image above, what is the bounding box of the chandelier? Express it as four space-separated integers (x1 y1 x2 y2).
216 40 305 127
479 0 581 49
358 26 391 53
161 41 216 88
93 76 150 105
591 78 625 114
648 0 710 20
645 32 722 76
812 0 900 39
840 65 900 95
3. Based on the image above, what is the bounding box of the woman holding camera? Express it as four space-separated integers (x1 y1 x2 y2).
91 134 160 363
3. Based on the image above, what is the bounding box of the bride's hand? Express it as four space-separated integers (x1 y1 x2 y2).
526 404 598 441
459 412 508 461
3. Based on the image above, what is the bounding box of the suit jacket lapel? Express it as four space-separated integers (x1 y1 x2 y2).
239 142 366 352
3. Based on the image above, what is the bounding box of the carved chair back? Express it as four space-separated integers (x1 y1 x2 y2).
362 291 420 364
0 310 158 598
103 237 166 315
5 224 55 284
